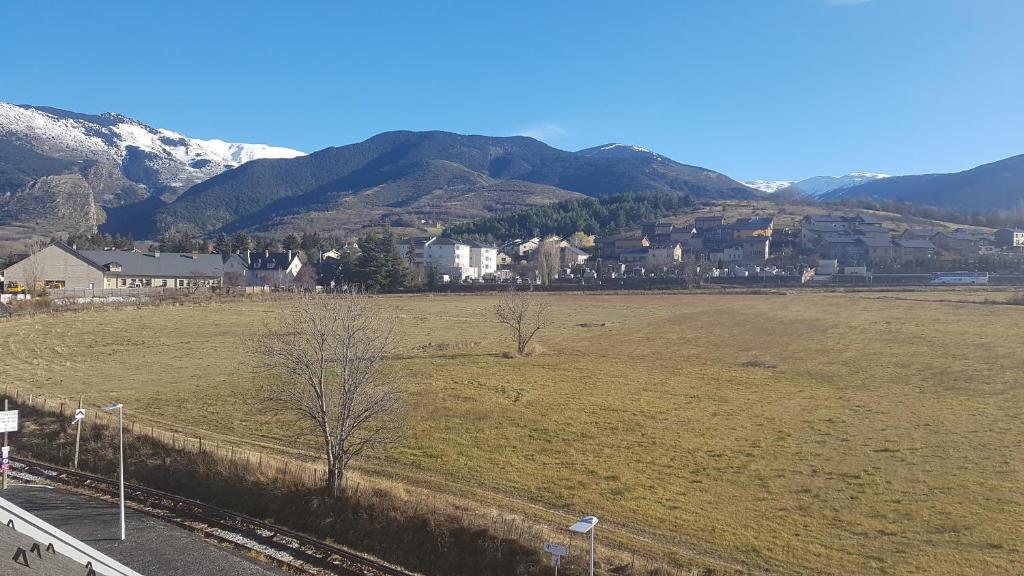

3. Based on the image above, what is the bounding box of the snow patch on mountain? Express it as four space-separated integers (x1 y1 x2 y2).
601 143 652 153
575 142 665 160
791 172 891 196
742 179 796 193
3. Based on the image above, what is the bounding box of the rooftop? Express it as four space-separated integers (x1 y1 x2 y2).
733 217 774 229
856 236 894 247
894 239 936 249
77 249 226 277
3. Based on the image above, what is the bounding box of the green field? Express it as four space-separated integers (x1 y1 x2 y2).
3 292 1022 574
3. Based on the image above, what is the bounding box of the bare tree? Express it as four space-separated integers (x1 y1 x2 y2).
537 239 560 286
494 289 551 355
222 271 246 294
251 293 402 495
22 239 46 295
292 264 318 291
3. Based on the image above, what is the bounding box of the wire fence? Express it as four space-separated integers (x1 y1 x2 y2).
3 387 332 489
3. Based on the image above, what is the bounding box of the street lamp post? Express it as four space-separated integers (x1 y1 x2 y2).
569 515 599 576
103 403 125 541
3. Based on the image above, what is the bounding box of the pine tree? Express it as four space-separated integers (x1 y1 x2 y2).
214 234 232 254
354 228 409 292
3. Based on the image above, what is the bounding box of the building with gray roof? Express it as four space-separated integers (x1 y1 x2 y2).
2 243 228 292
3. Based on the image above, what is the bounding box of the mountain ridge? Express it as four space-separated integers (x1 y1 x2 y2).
822 155 1024 210
152 130 758 236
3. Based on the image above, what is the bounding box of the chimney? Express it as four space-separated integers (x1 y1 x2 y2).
265 249 270 258
245 249 251 265
287 249 292 261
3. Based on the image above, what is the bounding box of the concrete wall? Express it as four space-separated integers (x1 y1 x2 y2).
2 245 104 290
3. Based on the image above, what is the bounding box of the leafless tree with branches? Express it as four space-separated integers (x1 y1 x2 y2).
494 289 552 355
250 293 403 496
22 239 46 295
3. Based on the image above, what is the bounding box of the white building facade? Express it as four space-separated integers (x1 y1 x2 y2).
403 237 497 280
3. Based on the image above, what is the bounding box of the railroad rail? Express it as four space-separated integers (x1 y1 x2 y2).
11 458 417 576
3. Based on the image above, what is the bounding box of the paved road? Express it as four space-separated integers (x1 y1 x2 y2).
3 482 286 576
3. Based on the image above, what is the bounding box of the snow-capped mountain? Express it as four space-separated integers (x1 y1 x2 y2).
742 179 796 193
576 143 664 160
790 172 891 196
0 102 304 239
0 102 304 203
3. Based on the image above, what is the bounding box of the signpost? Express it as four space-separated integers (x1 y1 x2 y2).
543 542 567 575
1 400 15 489
0 408 17 433
72 398 85 469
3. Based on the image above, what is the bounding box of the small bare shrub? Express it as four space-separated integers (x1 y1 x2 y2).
10 296 51 315
415 340 481 353
1005 292 1024 306
741 357 777 369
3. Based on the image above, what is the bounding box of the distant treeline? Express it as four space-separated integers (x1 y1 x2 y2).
446 191 698 242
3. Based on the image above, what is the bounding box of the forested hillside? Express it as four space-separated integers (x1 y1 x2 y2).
446 192 697 241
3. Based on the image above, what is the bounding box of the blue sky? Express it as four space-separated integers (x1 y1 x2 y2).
3 0 1021 180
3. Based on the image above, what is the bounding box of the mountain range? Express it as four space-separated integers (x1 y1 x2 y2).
0 103 760 240
0 102 303 239
819 155 1024 211
3 101 1024 244
743 173 891 196
153 131 756 236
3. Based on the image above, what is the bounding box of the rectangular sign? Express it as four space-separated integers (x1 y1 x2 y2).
0 410 17 433
544 542 567 557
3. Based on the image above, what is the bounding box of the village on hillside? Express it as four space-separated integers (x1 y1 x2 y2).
2 212 1024 301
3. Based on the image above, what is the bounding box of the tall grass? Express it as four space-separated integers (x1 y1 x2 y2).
8 396 677 576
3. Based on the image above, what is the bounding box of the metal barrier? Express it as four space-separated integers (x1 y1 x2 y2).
0 496 144 576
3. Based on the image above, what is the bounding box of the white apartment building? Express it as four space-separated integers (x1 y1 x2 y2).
403 237 498 280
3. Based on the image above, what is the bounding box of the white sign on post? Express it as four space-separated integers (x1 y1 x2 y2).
73 408 86 422
544 541 567 569
544 543 567 557
0 410 17 433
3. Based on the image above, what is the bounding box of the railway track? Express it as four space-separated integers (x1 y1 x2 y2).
12 458 417 576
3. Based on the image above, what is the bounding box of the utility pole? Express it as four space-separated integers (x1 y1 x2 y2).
2 398 8 490
103 403 125 540
73 396 83 469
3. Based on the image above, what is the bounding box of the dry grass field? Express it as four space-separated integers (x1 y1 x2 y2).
2 291 1022 575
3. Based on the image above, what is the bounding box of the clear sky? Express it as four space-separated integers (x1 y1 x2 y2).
3 0 1022 181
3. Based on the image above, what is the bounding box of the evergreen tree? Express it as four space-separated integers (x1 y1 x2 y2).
232 231 253 252
353 228 409 292
214 234 232 254
283 233 301 250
